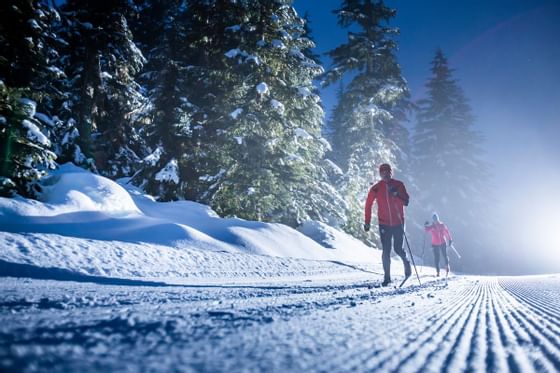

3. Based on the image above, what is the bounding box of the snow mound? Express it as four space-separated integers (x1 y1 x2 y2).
41 163 140 214
0 165 396 283
297 220 378 263
0 163 140 217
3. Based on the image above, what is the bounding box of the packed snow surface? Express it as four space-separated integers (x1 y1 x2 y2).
2 275 560 372
2 166 560 372
0 163 394 283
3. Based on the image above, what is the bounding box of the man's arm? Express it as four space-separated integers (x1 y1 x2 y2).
364 187 377 226
398 182 410 206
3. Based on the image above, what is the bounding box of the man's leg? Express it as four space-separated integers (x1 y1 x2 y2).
393 225 411 277
379 225 392 283
433 245 440 276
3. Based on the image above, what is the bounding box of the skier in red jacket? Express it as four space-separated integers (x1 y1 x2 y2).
424 213 453 277
364 163 411 286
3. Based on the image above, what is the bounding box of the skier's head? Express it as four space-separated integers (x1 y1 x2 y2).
379 163 392 180
432 212 440 222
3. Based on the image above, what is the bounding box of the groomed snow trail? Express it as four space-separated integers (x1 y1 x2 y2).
1 275 560 372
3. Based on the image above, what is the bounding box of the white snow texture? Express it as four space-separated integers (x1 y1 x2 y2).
0 164 391 284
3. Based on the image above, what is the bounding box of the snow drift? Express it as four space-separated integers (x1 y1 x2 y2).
0 164 393 283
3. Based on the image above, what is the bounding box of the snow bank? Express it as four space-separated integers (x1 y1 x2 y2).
297 220 379 263
0 232 375 285
0 164 391 283
0 163 139 217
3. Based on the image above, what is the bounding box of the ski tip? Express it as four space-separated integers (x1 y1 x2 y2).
398 276 411 288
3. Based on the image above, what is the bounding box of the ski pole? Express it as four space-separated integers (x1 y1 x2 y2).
403 230 422 285
397 213 421 285
450 244 462 259
420 232 427 273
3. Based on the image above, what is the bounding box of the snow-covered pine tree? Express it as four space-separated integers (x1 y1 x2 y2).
0 1 64 196
0 84 56 197
0 1 62 95
301 12 321 64
325 82 350 168
130 0 237 201
129 0 204 201
412 49 492 269
54 0 147 178
323 0 410 240
190 0 344 226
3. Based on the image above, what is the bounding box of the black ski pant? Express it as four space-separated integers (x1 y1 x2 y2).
379 224 411 281
432 244 449 271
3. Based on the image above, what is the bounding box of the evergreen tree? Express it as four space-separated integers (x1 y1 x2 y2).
0 83 56 196
130 0 344 225
202 0 344 226
0 0 62 98
130 0 203 200
301 12 321 64
412 49 492 270
54 0 147 177
323 0 410 239
0 0 63 196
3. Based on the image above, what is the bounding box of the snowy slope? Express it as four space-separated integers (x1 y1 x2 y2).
0 164 408 283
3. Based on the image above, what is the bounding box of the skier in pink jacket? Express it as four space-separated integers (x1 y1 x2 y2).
424 213 453 276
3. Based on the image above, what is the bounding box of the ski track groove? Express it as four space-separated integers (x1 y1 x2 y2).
498 288 560 372
500 278 560 329
441 280 486 372
2 276 560 372
325 278 560 372
511 302 560 361
466 281 488 372
489 281 535 373
379 283 482 372
498 278 560 371
345 281 477 372
316 279 472 372
486 281 516 372
419 281 485 372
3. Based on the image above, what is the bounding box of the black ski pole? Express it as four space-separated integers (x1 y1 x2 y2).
403 230 421 285
420 232 427 273
397 213 421 285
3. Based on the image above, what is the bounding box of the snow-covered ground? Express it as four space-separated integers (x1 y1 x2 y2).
3 165 559 372
2 274 560 372
0 164 401 285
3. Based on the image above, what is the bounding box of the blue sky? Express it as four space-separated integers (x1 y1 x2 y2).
294 1 560 165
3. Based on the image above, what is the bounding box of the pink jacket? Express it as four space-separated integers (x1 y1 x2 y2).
425 223 452 246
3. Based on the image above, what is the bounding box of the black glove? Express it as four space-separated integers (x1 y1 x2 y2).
388 185 399 196
424 221 430 226
364 223 370 232
448 240 453 246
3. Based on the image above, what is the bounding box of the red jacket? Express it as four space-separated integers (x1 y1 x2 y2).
425 223 452 246
365 179 409 227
